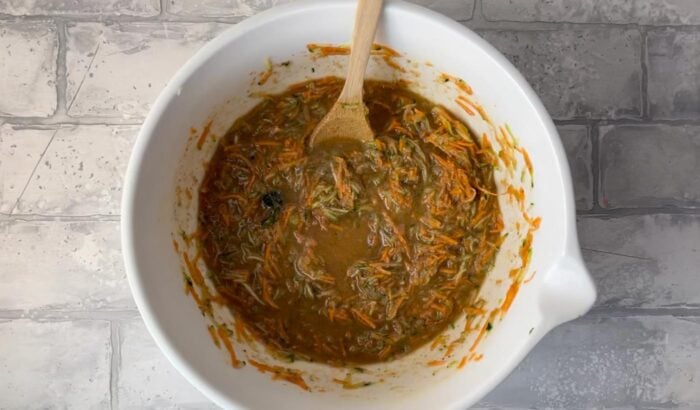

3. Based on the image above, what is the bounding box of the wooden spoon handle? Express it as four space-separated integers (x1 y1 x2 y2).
338 0 384 104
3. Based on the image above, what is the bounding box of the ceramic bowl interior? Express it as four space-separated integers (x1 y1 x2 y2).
122 1 596 409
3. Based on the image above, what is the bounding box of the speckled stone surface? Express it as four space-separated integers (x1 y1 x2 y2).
0 0 699 408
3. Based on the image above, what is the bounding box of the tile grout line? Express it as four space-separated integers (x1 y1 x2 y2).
590 122 601 210
0 117 145 126
0 214 121 222
0 13 245 24
2 12 700 30
588 306 700 317
461 13 700 31
0 310 140 320
3 208 700 224
4 117 700 128
3 207 700 223
109 320 121 410
577 207 700 217
55 20 68 117
0 306 699 320
640 27 650 119
470 0 483 24
552 118 700 126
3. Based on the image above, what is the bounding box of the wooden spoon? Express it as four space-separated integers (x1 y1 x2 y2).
309 0 384 148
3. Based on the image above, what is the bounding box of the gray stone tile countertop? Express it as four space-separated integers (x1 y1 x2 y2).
1 0 699 408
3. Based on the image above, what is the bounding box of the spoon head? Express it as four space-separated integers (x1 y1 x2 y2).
309 101 374 148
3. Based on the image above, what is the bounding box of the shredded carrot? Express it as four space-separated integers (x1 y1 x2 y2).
456 96 481 118
469 310 498 352
260 277 279 308
473 102 493 124
249 359 310 391
196 119 213 150
333 308 349 321
439 73 473 95
186 285 203 310
431 334 447 350
351 308 376 329
519 147 533 177
457 355 469 369
333 377 374 389
374 44 400 57
437 234 459 245
455 97 475 115
209 294 227 305
507 185 526 207
307 43 349 56
183 252 204 287
234 317 249 343
500 281 520 316
523 271 537 284
474 184 500 196
480 133 491 149
207 325 221 348
520 231 534 266
468 326 487 353
307 43 403 70
382 55 404 71
498 126 516 150
464 306 487 315
257 59 273 85
427 359 446 367
217 325 243 368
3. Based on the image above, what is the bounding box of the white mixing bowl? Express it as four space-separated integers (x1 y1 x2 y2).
122 0 596 408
